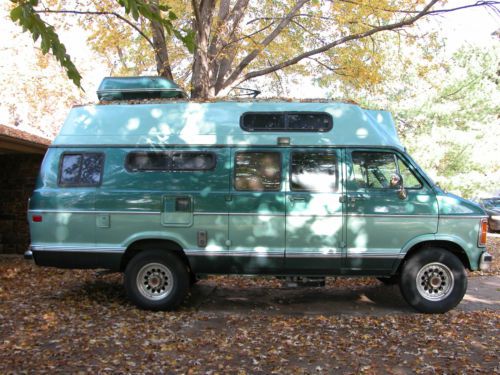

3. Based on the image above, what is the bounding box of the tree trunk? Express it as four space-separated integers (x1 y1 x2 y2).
150 1 173 80
190 0 216 98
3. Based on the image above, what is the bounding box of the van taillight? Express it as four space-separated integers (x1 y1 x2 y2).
32 215 43 222
478 218 488 247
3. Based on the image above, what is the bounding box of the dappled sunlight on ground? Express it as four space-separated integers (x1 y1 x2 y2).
1 238 499 373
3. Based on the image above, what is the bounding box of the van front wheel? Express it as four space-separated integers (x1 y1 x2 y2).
124 250 189 311
399 248 467 313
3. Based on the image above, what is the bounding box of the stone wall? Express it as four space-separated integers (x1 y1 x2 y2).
0 154 43 254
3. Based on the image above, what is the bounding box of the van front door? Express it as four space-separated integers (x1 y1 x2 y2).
228 148 286 273
345 149 438 273
285 149 344 273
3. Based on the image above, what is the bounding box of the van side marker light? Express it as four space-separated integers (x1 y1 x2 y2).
32 215 43 222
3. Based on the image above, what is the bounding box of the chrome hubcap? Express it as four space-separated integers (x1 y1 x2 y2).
416 262 454 301
137 263 173 300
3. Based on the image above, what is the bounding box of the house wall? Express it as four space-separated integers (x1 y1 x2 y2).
0 154 43 254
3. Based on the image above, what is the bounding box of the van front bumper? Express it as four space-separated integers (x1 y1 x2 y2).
479 251 493 271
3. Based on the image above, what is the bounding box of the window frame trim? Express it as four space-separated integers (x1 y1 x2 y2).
240 111 333 132
125 151 217 172
233 150 283 192
58 152 105 187
289 150 340 193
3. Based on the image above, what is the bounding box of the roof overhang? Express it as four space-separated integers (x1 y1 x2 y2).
0 125 50 154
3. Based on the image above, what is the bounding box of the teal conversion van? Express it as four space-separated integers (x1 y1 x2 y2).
27 78 492 313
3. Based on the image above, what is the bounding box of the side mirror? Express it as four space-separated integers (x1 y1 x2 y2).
398 187 408 200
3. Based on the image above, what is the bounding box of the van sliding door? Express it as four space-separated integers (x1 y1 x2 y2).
284 148 344 274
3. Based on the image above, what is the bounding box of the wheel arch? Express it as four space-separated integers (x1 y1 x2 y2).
394 240 471 274
120 239 191 272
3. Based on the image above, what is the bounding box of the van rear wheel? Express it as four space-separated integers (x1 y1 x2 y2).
124 250 189 311
399 247 467 313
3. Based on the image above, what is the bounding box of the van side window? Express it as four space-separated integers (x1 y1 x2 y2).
234 152 281 191
291 152 338 192
397 158 422 189
352 151 397 189
287 113 332 131
171 152 216 171
59 153 104 186
352 151 422 189
241 112 332 132
241 113 285 131
126 152 216 171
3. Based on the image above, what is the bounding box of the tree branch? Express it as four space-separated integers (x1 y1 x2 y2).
34 9 156 51
235 0 441 86
334 0 500 16
217 20 276 56
222 0 310 89
307 57 349 76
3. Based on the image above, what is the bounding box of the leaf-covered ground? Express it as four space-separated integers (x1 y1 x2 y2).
0 237 498 374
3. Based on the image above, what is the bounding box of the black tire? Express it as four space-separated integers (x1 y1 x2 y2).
399 247 467 314
377 275 399 285
124 250 190 311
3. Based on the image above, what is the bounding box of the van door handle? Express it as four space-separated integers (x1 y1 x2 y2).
289 196 306 201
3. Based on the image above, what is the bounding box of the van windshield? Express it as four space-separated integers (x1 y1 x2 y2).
482 198 500 209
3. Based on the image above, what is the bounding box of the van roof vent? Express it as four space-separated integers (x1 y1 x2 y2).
97 76 188 101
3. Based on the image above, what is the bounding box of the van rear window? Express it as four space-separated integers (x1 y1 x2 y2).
241 112 332 132
126 151 216 172
59 153 104 186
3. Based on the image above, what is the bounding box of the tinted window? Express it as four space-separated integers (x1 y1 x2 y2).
287 113 332 131
241 113 285 131
241 112 332 132
127 152 215 171
291 152 338 192
59 153 104 186
234 152 281 191
172 152 216 171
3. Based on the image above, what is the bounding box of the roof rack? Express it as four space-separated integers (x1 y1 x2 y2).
97 76 188 101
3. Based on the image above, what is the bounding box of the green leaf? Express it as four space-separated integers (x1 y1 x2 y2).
168 11 177 20
174 29 196 54
10 1 82 88
10 6 23 22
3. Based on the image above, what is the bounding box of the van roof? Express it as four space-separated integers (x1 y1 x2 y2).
53 100 403 149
